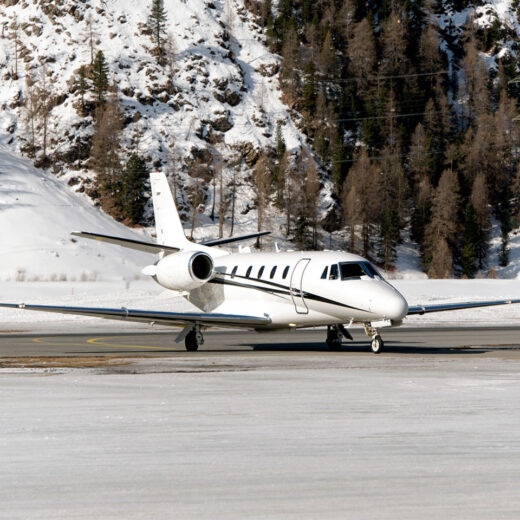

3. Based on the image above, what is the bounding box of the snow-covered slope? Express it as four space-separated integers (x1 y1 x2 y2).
0 0 315 225
0 136 151 281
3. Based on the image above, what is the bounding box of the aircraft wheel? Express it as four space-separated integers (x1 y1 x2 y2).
185 329 202 351
327 338 341 350
326 325 342 350
371 335 383 354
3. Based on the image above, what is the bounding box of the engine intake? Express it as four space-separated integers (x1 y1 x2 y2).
154 251 214 291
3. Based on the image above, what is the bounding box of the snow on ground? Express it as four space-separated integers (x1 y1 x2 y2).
0 137 152 281
1 278 520 331
1 354 520 519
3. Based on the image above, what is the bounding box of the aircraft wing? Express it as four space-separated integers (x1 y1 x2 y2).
0 303 271 328
71 232 180 254
201 231 271 247
407 299 520 315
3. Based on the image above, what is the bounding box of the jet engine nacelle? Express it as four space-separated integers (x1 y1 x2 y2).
154 251 214 291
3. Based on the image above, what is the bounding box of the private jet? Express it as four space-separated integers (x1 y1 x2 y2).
2 172 520 353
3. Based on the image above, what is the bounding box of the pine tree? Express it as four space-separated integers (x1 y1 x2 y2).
118 154 149 225
460 202 478 278
470 173 490 270
91 50 109 106
302 61 317 113
73 65 89 116
149 0 168 61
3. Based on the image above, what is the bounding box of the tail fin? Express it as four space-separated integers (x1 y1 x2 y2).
150 171 190 249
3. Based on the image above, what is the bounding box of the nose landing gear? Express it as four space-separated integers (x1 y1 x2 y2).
364 323 384 354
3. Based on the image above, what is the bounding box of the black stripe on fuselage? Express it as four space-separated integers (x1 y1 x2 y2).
209 274 369 313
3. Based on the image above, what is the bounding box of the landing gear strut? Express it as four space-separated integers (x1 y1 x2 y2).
364 323 384 354
185 325 204 351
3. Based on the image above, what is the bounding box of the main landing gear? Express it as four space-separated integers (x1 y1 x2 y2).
326 324 354 350
364 323 384 354
185 325 204 351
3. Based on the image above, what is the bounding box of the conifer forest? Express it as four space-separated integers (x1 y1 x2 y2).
1 0 520 278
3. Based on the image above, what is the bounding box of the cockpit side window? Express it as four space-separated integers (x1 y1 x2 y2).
329 264 338 280
321 266 328 279
340 262 369 279
363 262 383 279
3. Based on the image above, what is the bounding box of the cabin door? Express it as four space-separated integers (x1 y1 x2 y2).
290 258 311 314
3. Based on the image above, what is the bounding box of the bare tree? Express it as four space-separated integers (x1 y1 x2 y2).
348 18 376 88
252 155 272 248
37 66 54 162
186 176 205 241
342 149 381 258
424 168 460 276
84 12 98 65
304 158 320 249
90 91 123 216
381 9 408 77
23 75 39 157
10 15 20 80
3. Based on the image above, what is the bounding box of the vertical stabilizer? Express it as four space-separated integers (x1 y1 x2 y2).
150 171 189 249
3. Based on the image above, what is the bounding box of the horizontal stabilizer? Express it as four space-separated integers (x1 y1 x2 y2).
201 231 271 247
71 232 180 254
0 302 271 329
407 299 520 315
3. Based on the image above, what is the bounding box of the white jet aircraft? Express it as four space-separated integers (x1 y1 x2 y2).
2 172 520 353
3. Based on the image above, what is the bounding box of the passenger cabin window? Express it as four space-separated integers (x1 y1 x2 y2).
231 266 238 279
339 262 374 280
329 264 338 280
258 266 265 278
321 266 328 279
282 266 290 279
270 266 277 279
246 266 252 278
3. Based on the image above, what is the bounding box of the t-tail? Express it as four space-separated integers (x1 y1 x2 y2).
71 171 271 254
149 171 191 250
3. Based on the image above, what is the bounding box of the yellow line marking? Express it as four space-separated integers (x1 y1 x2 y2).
87 337 175 351
32 337 89 347
31 336 175 350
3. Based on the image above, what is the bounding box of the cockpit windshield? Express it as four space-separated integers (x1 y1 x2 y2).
337 261 384 280
340 262 367 279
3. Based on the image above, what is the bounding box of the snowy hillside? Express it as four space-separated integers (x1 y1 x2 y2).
0 0 326 230
0 136 151 281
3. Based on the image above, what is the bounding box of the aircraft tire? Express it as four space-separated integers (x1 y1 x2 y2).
185 330 200 351
327 339 341 350
371 335 383 354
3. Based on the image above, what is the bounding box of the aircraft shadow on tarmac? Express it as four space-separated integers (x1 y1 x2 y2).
245 341 490 355
74 343 489 355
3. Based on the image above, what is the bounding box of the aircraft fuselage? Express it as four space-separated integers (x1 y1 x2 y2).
184 250 409 329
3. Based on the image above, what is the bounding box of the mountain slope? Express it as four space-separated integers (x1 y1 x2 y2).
0 136 151 280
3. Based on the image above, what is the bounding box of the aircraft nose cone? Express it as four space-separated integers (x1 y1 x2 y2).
386 292 408 320
370 285 408 320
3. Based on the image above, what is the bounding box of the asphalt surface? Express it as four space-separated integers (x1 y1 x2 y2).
1 326 520 358
3 326 520 519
